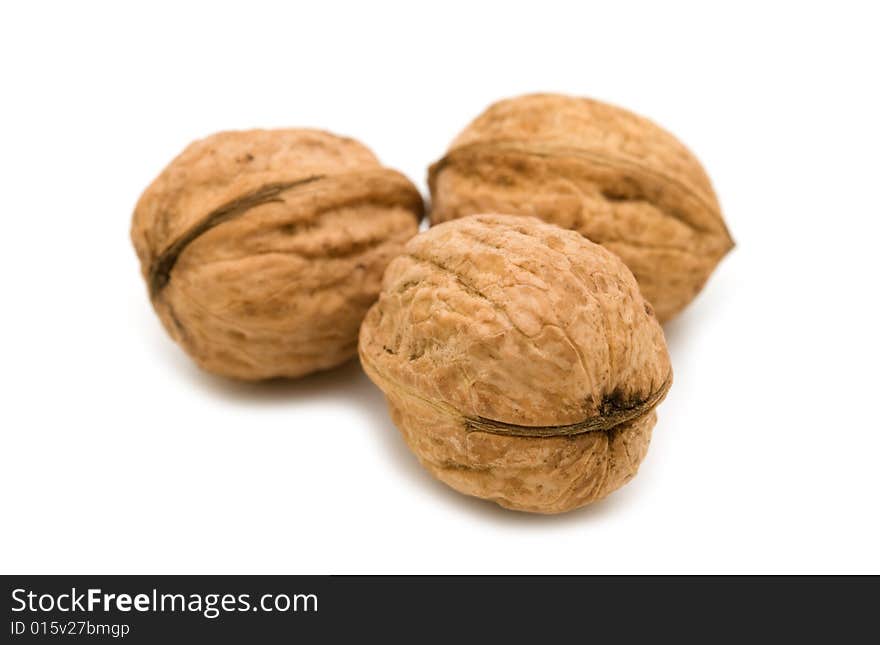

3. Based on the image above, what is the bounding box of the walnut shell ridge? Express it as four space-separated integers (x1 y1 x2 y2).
358 215 672 513
132 129 424 380
429 93 734 322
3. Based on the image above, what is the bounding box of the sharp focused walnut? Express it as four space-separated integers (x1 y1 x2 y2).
359 214 672 513
132 129 423 380
429 93 733 322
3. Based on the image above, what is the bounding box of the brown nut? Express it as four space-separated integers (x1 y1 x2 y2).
358 214 672 513
132 129 423 380
429 93 734 322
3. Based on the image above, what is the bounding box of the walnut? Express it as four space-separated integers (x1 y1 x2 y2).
132 129 423 380
428 93 734 322
358 214 672 513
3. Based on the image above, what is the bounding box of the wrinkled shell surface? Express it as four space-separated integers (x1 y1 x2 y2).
132 129 423 379
359 215 672 513
429 93 734 322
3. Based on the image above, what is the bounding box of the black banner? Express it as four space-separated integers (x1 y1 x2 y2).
3 576 878 642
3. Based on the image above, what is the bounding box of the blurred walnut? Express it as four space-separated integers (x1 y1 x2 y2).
429 93 733 322
359 215 672 513
132 129 423 380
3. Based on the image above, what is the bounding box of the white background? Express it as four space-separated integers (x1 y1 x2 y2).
2 1 878 574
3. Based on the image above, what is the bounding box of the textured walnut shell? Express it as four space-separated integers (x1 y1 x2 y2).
359 215 672 513
429 93 734 322
132 129 423 380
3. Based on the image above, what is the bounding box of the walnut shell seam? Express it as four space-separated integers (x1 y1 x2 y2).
360 350 672 438
429 139 731 238
148 169 424 299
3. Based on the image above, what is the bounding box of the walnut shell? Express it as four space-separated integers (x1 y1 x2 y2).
429 93 734 322
358 214 672 513
132 129 423 380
